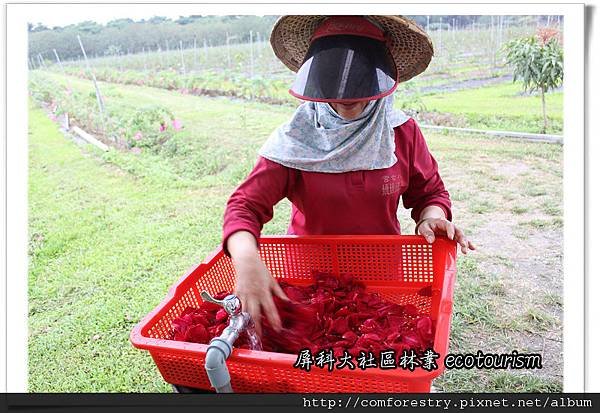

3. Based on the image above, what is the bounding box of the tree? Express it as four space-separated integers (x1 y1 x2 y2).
76 20 102 34
107 18 134 29
148 16 170 24
104 44 122 57
30 23 49 32
503 28 563 133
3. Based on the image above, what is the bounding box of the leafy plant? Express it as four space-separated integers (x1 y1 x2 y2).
503 28 563 133
394 82 426 114
125 105 179 150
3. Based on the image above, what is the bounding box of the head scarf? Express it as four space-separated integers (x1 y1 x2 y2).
258 94 410 173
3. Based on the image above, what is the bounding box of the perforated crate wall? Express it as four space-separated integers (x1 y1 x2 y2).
131 235 457 393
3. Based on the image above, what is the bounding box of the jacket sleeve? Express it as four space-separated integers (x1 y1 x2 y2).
401 120 453 223
222 156 291 257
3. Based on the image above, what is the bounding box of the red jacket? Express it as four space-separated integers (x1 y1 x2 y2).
222 118 451 255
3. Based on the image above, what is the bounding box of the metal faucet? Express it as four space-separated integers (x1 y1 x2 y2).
200 291 261 393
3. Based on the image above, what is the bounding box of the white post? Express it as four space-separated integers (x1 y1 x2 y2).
499 15 504 47
226 31 231 69
157 43 163 69
438 17 442 52
452 18 455 41
249 30 254 78
142 46 147 72
493 16 498 69
193 36 197 70
52 48 75 92
77 34 110 141
204 38 208 62
256 31 261 63
53 49 65 74
427 15 430 32
179 40 186 75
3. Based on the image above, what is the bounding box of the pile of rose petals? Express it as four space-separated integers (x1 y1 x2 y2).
170 272 435 356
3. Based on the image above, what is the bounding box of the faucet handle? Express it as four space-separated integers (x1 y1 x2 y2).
200 291 242 316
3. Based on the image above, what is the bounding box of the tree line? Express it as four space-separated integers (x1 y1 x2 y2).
29 15 560 63
29 15 278 63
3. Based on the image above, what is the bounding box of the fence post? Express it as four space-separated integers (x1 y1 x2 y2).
193 36 198 70
438 17 442 53
226 31 231 69
52 48 71 88
77 34 111 142
179 40 186 75
37 54 44 69
157 44 163 69
499 15 504 48
490 16 495 68
452 18 455 41
142 46 147 72
249 30 254 78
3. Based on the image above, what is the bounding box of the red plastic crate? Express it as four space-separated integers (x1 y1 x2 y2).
130 235 457 393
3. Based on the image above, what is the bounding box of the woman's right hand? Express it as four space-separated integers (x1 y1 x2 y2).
226 231 289 336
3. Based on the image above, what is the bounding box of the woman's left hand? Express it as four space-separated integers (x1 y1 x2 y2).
417 218 476 254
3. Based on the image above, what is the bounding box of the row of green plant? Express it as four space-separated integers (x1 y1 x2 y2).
46 65 434 119
29 71 185 151
40 22 537 85
50 61 562 134
58 65 291 103
34 25 563 138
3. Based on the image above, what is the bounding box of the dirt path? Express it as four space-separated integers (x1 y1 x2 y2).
430 148 563 391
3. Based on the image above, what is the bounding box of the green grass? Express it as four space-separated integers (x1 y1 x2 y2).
524 308 557 331
420 81 563 134
518 217 563 230
27 95 295 392
29 72 563 392
439 370 561 393
511 206 528 215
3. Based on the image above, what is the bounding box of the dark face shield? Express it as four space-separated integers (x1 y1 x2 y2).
289 35 398 103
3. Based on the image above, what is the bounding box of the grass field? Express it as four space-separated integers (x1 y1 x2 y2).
28 76 563 392
419 82 563 134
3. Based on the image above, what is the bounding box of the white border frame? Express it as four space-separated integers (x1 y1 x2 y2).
4 1 586 393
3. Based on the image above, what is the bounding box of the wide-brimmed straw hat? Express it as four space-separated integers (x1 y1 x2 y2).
270 15 434 83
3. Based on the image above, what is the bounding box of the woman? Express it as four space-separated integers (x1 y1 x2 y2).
223 15 476 335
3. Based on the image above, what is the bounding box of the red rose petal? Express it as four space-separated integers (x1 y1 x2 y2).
185 324 208 343
329 317 349 335
403 304 419 317
170 273 436 356
215 309 228 323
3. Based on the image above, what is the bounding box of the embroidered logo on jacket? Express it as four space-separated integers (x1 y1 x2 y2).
382 175 404 196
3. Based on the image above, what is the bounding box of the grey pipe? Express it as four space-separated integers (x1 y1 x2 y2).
204 312 251 393
205 338 234 393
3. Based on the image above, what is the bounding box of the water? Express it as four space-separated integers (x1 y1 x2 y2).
246 326 263 351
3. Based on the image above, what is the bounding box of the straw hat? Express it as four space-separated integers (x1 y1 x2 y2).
270 15 434 83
